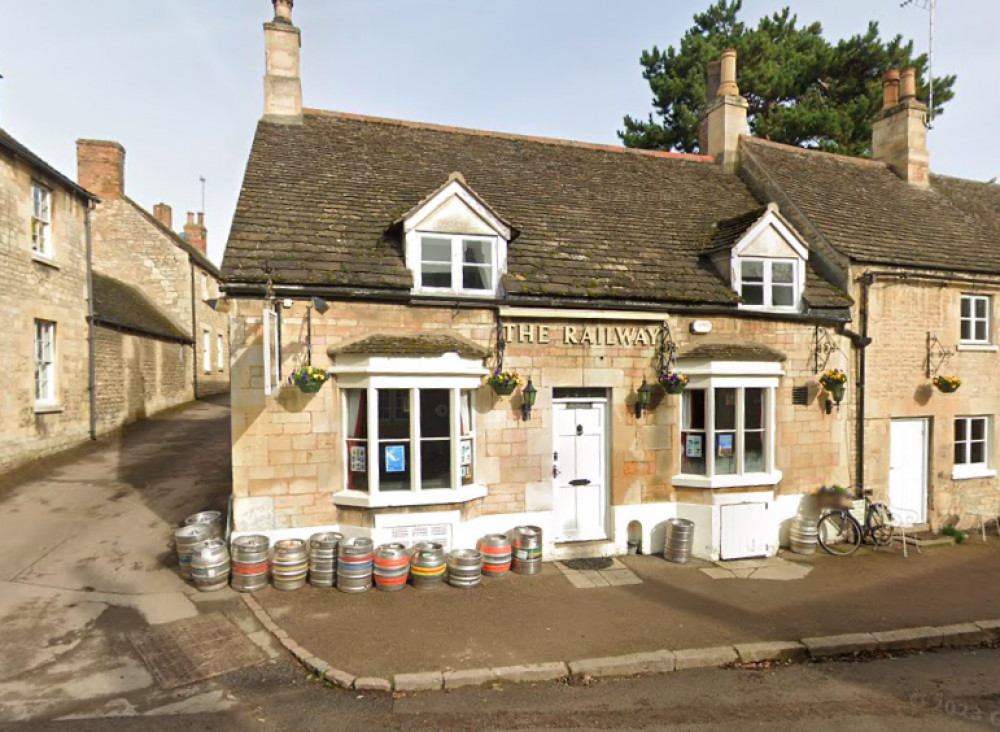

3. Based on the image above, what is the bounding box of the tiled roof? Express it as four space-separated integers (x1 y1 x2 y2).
223 112 773 305
91 272 191 343
0 126 95 201
742 138 1000 275
931 174 1000 231
677 341 787 362
329 333 489 359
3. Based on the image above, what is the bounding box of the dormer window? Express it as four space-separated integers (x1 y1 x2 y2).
418 235 496 293
403 173 513 298
738 258 799 309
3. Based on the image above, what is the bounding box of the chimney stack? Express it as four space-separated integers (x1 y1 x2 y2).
697 60 722 155
703 49 748 173
76 139 126 200
183 211 208 254
153 203 173 230
263 0 303 124
872 66 929 188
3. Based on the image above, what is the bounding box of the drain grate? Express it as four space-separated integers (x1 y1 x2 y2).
562 557 614 571
128 612 266 689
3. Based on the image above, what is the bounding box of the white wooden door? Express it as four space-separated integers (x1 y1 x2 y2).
720 503 769 560
553 401 608 542
889 418 929 524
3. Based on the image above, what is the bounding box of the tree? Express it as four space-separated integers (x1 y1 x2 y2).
619 0 955 157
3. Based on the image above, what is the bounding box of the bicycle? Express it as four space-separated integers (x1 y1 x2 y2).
816 486 894 556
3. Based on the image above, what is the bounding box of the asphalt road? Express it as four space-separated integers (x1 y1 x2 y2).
5 647 998 731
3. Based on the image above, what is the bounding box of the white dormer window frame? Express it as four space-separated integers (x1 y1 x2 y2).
730 206 809 313
403 178 510 298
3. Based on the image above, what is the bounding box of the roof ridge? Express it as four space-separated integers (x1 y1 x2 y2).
301 108 715 163
741 135 887 169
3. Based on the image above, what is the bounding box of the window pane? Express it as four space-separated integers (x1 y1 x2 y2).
772 262 794 284
460 438 474 485
421 237 451 262
347 441 369 491
421 263 451 288
954 441 966 466
420 441 451 489
745 431 765 472
681 431 706 475
971 418 986 441
460 391 474 436
975 298 988 318
462 265 491 290
378 443 411 491
741 260 764 281
745 388 764 429
742 284 765 306
715 388 737 430
961 320 973 341
961 297 971 318
463 240 490 265
378 389 409 439
715 432 737 475
683 390 705 430
420 389 450 438
954 419 966 443
772 284 795 307
975 321 988 342
971 441 986 465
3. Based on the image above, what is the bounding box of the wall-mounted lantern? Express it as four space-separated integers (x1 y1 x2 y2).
635 379 652 419
521 379 537 421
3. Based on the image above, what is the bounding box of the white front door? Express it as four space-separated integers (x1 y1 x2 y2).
553 400 608 542
889 418 929 524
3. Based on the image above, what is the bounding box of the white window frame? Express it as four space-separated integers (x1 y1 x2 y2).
960 294 991 345
736 257 801 311
31 182 52 258
34 319 57 407
217 333 225 372
202 329 212 374
262 306 282 395
953 415 996 480
414 233 498 296
672 360 783 489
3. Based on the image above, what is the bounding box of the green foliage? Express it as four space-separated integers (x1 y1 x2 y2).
619 0 956 156
942 525 968 545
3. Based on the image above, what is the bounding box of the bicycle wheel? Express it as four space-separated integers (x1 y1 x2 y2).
817 511 862 556
869 503 895 547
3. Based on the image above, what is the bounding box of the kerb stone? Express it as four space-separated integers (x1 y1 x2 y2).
936 623 988 648
492 662 568 684
569 650 675 678
354 677 392 693
801 633 879 658
443 668 498 689
673 646 739 670
394 671 444 692
734 641 807 664
873 627 943 651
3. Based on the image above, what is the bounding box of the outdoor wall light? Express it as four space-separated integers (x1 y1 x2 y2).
635 379 652 419
521 379 537 421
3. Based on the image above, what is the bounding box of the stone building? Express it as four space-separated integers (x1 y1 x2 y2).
220 1 999 559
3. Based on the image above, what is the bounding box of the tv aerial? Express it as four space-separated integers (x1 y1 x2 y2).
900 0 936 128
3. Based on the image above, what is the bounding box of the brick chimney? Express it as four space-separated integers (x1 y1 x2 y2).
263 0 303 124
76 139 125 199
703 49 748 173
183 212 207 254
872 67 930 188
153 203 173 230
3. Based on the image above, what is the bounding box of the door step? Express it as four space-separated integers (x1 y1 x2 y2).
550 539 616 561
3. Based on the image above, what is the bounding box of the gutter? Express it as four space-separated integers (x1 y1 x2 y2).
85 202 97 441
190 262 199 399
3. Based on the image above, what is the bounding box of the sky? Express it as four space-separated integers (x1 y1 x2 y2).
2 1 997 266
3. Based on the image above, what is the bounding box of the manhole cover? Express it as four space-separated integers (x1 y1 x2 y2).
562 557 614 571
128 612 267 689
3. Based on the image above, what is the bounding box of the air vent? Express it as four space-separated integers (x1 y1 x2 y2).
792 386 809 406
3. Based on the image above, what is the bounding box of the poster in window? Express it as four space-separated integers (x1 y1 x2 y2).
461 464 472 484
460 441 473 466
384 445 405 473
717 433 734 457
685 434 703 458
349 445 366 473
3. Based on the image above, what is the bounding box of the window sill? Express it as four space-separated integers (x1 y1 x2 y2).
32 253 59 269
332 484 488 508
956 343 998 352
34 403 64 415
672 470 783 490
952 466 997 481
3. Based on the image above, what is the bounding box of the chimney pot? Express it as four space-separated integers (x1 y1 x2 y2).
76 139 126 200
718 48 739 97
882 69 900 110
273 0 293 22
900 67 917 100
153 203 173 230
186 212 195 225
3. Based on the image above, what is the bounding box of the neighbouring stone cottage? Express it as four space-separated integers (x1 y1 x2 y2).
221 0 1000 560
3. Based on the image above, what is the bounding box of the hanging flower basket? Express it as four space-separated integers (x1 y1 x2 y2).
815 485 854 509
819 368 847 404
932 375 961 393
486 370 521 396
657 370 689 394
287 366 329 394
